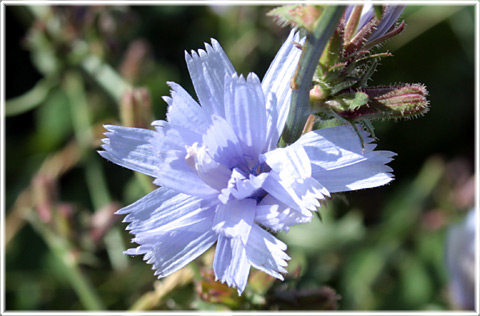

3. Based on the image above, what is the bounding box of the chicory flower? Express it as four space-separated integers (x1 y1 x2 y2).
99 30 395 294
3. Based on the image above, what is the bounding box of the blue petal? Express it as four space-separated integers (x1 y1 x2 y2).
256 194 312 232
344 3 374 34
219 168 268 203
264 142 312 179
213 235 251 294
118 187 217 234
357 3 374 32
152 149 219 198
152 120 202 149
127 221 216 279
262 173 327 218
294 125 372 169
293 125 395 192
147 121 220 197
165 82 211 135
186 143 232 191
245 224 290 280
369 6 405 42
121 188 217 278
100 125 161 178
212 234 232 284
213 198 256 244
310 152 394 192
202 115 246 170
264 92 278 151
101 124 218 197
224 73 267 159
262 145 330 215
185 39 235 118
261 30 303 150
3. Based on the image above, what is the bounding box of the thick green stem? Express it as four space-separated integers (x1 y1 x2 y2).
281 6 345 145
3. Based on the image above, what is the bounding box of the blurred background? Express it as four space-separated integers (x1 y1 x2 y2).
4 5 476 311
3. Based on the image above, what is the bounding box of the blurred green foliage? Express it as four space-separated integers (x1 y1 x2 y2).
5 5 475 311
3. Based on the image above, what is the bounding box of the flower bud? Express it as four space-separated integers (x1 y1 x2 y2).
335 84 429 120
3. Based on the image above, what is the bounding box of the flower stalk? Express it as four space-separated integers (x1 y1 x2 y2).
280 6 345 145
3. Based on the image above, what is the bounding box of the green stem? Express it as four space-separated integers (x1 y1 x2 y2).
281 6 345 145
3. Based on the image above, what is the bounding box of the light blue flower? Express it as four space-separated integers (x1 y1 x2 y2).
99 30 395 294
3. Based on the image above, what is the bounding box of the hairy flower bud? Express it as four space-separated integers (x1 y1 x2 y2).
335 84 429 120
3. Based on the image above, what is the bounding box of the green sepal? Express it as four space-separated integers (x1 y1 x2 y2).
330 91 369 112
356 52 393 65
356 59 378 88
363 21 405 51
311 91 368 114
329 77 359 95
360 119 376 139
319 29 343 72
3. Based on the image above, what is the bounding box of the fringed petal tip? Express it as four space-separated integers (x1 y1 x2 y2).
102 124 115 132
97 149 107 157
184 37 224 60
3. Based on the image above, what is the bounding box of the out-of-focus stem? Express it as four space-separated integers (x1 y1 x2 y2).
64 72 111 208
80 55 132 105
64 72 128 270
22 5 132 106
26 212 105 310
5 77 58 116
5 141 81 246
129 268 194 311
281 6 345 145
129 250 215 310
